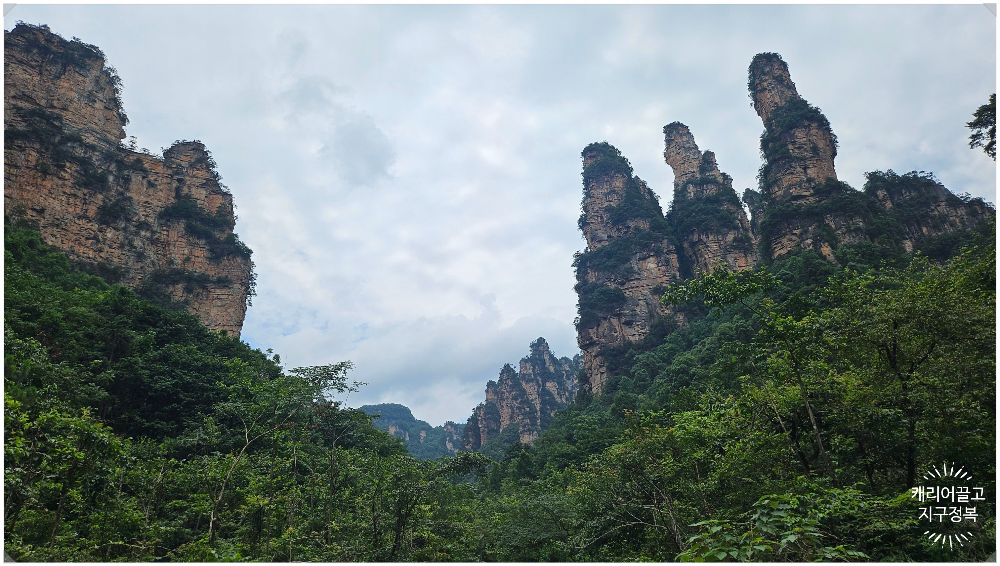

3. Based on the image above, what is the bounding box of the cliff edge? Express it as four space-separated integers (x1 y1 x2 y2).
4 23 254 335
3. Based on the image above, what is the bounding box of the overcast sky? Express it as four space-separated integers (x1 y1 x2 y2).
5 4 995 426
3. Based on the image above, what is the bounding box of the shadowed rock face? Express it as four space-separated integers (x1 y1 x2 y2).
4 23 253 335
863 171 995 253
663 122 758 274
462 338 580 450
749 52 839 204
574 143 683 397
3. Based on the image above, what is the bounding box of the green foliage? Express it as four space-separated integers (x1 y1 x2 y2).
967 93 996 160
573 228 669 278
607 181 669 233
662 262 778 309
360 403 461 460
667 190 744 241
158 194 251 262
756 179 905 263
95 194 134 225
863 170 962 230
911 220 994 263
574 281 627 330
5 201 995 561
581 142 632 185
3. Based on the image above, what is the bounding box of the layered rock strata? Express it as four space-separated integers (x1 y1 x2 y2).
4 23 253 335
574 143 683 396
462 338 581 450
663 122 757 274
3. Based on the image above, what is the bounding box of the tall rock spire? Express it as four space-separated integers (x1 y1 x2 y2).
749 53 839 204
747 52 857 261
663 122 757 274
462 338 580 451
574 143 682 397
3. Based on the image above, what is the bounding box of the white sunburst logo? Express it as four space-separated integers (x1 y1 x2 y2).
910 462 985 550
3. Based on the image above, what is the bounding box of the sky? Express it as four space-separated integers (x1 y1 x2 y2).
5 4 996 426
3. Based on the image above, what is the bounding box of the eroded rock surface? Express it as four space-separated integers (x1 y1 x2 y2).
663 122 758 274
4 23 253 335
574 143 683 396
462 338 580 450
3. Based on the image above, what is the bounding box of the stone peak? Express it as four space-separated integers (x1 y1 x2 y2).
748 52 801 124
663 122 702 188
529 337 550 356
663 122 731 199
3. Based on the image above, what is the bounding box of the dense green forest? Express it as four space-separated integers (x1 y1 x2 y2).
359 403 459 460
4 211 995 560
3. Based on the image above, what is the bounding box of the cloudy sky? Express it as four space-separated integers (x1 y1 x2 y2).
5 4 995 426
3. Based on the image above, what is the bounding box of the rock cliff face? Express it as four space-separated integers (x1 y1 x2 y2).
747 52 859 261
573 51 994 399
746 52 993 263
863 170 995 253
463 338 581 450
574 143 683 396
663 122 758 274
4 23 253 335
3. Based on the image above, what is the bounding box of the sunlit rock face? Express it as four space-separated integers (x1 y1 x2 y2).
4 23 253 335
663 122 758 275
462 338 581 450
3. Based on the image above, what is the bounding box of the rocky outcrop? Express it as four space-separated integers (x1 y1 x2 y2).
463 338 581 450
574 143 683 396
749 53 839 204
863 170 995 253
747 52 859 261
4 23 253 335
572 52 993 399
663 122 757 274
746 53 994 263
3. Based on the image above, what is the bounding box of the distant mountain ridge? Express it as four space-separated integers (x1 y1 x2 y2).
359 403 463 460
363 337 582 461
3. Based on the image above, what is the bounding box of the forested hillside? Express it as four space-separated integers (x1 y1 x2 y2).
360 403 462 460
5 214 994 561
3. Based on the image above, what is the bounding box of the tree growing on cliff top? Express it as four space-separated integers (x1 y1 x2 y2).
967 93 996 160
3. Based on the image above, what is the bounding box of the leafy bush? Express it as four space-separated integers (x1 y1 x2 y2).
575 281 626 330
